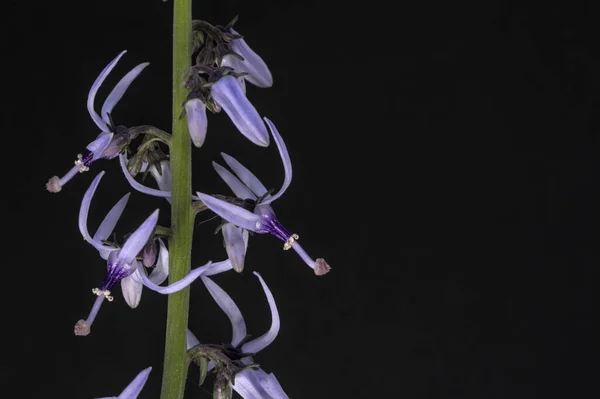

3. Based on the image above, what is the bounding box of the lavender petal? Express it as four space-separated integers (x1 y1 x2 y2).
221 55 248 94
186 329 200 349
201 275 247 347
119 209 159 265
231 369 274 399
114 366 152 399
139 261 212 294
121 272 143 309
119 154 172 198
213 161 256 200
79 172 120 253
259 118 292 205
148 238 169 285
222 223 248 273
185 98 208 147
101 62 150 124
230 30 274 88
196 192 261 231
210 76 270 147
241 272 280 354
94 193 130 242
87 50 127 132
221 153 267 198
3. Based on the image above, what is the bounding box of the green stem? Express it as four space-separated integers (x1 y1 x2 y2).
160 0 193 398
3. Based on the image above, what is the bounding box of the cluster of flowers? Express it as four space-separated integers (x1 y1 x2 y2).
47 18 329 399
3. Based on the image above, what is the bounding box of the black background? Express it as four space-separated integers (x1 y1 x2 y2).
3 1 598 398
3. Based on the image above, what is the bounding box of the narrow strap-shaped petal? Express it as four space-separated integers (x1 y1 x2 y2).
87 50 127 132
222 223 248 273
202 259 234 276
116 366 152 399
259 118 292 205
149 161 172 192
101 62 150 123
259 371 289 399
119 209 159 265
79 172 120 253
210 75 270 147
148 238 168 285
119 154 172 198
221 153 267 198
230 29 273 88
86 133 114 160
119 155 201 201
241 272 280 354
221 56 247 94
121 271 143 308
186 329 200 349
213 161 256 200
138 261 211 294
231 368 274 399
201 275 247 347
94 193 130 241
196 192 261 232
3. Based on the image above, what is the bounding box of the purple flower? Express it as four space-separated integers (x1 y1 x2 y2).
187 272 288 399
95 367 151 399
211 75 270 147
185 98 208 147
74 172 216 336
46 50 148 193
197 118 331 276
222 28 273 88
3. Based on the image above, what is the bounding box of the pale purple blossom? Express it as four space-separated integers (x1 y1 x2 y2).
187 272 288 399
74 172 215 336
95 367 151 399
222 28 273 88
197 118 331 275
211 75 270 147
47 50 149 193
185 98 208 147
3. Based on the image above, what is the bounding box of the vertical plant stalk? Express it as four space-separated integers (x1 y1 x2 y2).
161 0 193 398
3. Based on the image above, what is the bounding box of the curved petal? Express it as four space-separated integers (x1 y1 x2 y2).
138 261 211 294
148 238 169 285
196 192 260 232
221 153 267 197
201 275 247 347
259 118 291 205
186 329 200 349
88 50 127 132
79 172 120 253
202 259 234 276
119 154 172 198
230 30 273 88
116 366 152 399
210 76 270 147
222 223 248 273
121 271 143 308
241 272 280 354
101 62 150 123
231 368 273 399
213 161 256 200
149 161 172 192
119 209 159 265
94 193 130 242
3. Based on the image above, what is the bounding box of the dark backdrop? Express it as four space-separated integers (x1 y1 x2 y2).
3 1 597 398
